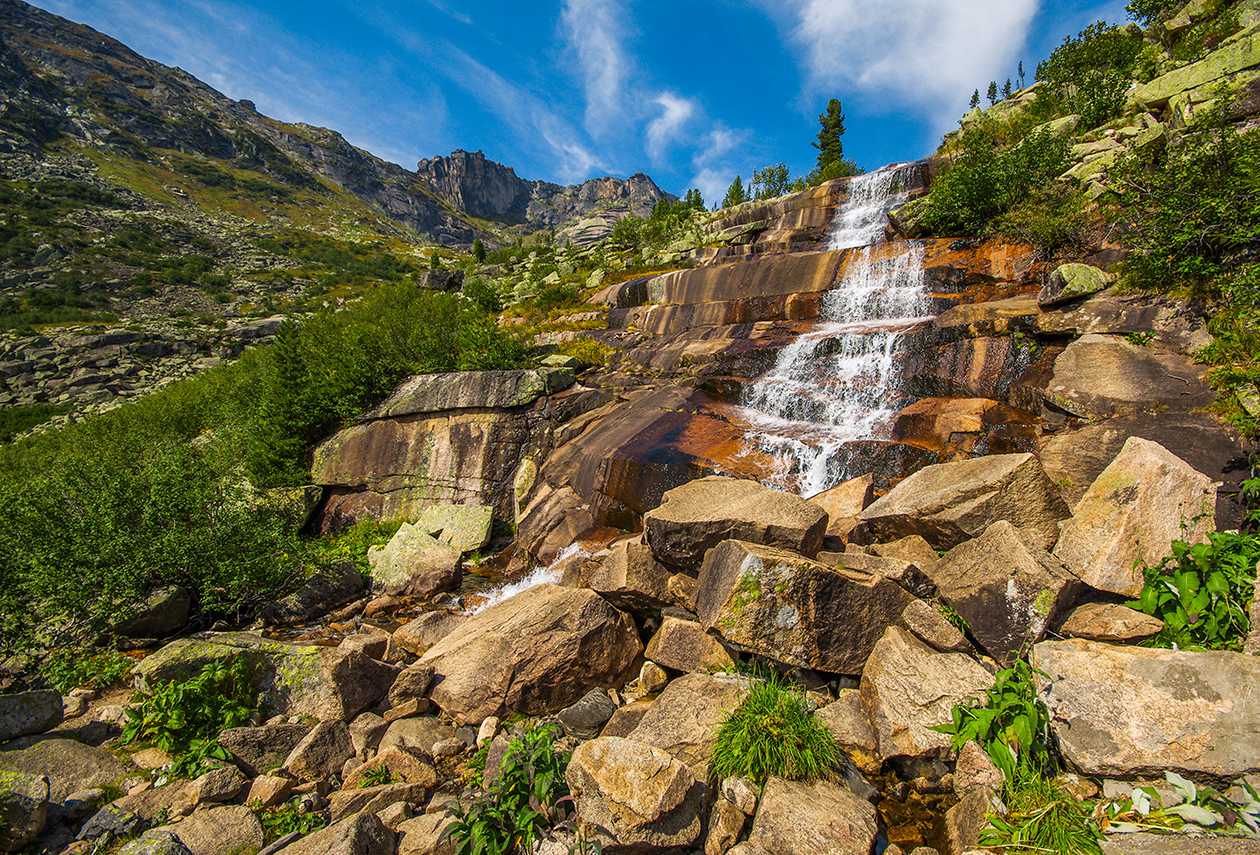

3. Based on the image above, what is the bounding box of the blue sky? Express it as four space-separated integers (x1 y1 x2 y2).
34 0 1128 204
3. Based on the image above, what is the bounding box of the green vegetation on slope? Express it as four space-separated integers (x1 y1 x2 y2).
0 278 526 665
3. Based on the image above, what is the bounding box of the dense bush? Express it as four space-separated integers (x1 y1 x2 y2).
122 658 257 778
1127 531 1260 651
446 724 571 855
1035 21 1146 127
248 283 527 485
1113 115 1260 300
921 123 1072 237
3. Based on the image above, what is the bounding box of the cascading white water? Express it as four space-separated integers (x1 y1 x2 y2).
826 163 915 251
736 164 931 496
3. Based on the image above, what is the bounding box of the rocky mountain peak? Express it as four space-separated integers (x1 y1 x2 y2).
416 149 532 223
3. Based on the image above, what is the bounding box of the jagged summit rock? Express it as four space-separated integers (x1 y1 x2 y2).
416 148 674 241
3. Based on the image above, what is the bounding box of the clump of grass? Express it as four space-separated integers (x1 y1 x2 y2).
984 770 1103 855
709 673 840 785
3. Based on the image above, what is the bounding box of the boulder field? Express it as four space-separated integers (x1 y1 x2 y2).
5 438 1258 855
3 167 1257 855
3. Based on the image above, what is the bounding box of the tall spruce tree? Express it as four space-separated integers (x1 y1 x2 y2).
970 89 981 109
1002 79 1013 98
812 98 847 174
987 81 999 104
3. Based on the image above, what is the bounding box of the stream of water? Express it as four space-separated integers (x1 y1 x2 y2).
734 164 932 496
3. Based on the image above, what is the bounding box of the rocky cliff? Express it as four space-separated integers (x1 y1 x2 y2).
417 149 673 239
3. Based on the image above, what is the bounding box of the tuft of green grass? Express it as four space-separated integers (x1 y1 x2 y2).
983 770 1103 855
709 673 841 785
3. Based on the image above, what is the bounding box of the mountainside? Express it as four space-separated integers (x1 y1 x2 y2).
0 0 672 335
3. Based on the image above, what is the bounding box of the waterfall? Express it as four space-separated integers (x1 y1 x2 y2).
736 164 931 496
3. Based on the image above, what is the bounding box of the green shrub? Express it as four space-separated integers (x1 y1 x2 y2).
709 674 841 785
1104 771 1260 837
0 403 71 443
41 649 134 694
931 659 1052 783
995 182 1090 251
921 123 1071 237
252 797 328 842
1113 112 1260 302
445 724 571 855
1035 21 1145 127
358 764 396 788
1127 531 1260 651
122 658 257 778
308 519 402 575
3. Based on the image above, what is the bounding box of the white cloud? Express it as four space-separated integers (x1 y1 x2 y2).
645 93 696 159
758 0 1039 126
425 0 472 25
689 126 749 207
560 0 632 139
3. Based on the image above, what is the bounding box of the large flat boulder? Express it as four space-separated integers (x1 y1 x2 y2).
1055 437 1216 598
1039 412 1246 512
695 540 913 675
132 633 398 722
930 520 1081 664
644 476 828 568
745 776 878 855
363 368 574 418
0 691 63 742
566 737 703 853
415 503 493 553
1032 639 1260 779
310 369 579 527
626 672 747 780
1034 289 1212 354
857 453 1071 550
367 522 462 598
860 626 993 762
0 738 128 803
1044 334 1214 421
420 584 641 725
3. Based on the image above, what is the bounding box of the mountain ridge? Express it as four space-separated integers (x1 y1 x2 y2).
0 0 672 248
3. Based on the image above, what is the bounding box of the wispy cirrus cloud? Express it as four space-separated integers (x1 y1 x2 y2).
424 43 604 181
646 93 696 160
560 0 632 140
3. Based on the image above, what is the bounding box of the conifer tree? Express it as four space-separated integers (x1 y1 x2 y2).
1002 79 1013 99
987 81 999 105
970 89 980 109
812 98 847 174
473 238 485 263
1018 61 1026 88
722 175 748 208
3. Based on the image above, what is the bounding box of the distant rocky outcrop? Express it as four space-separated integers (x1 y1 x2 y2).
416 149 673 242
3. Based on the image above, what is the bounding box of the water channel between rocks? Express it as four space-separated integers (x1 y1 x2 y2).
730 163 935 497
